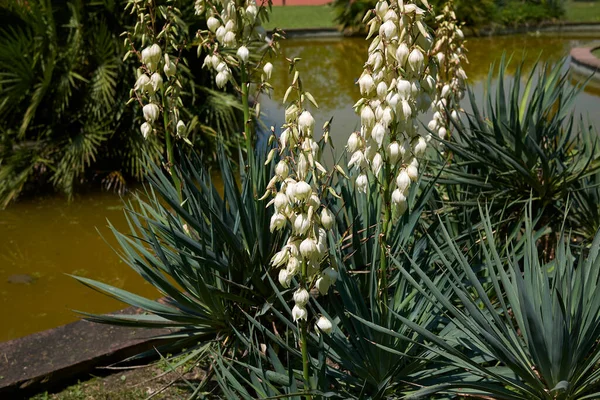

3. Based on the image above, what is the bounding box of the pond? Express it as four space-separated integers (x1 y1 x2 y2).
1 32 599 342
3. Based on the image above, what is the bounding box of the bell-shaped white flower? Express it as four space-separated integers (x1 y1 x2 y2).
361 105 376 129
348 150 364 170
395 167 409 189
207 16 220 33
414 136 427 156
141 44 161 71
263 62 273 80
143 103 160 123
396 43 410 67
358 73 375 96
224 31 236 47
375 0 389 18
407 164 419 181
315 316 333 334
270 212 286 232
246 4 258 21
216 70 230 88
408 48 424 75
294 181 312 201
397 79 411 99
356 174 368 193
293 213 311 235
371 123 385 148
298 111 315 136
236 45 249 63
292 305 308 322
315 275 332 295
323 267 338 282
275 160 289 179
274 192 288 211
287 256 300 275
279 269 292 288
371 153 383 176
320 208 334 229
293 288 310 307
347 132 359 153
379 20 397 40
140 122 151 139
150 72 163 92
299 238 318 260
438 127 448 140
134 74 150 91
387 141 401 164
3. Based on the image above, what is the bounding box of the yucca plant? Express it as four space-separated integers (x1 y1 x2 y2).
72 143 286 369
437 57 600 246
382 206 600 399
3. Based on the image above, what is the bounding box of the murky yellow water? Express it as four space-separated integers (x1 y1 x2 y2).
2 33 599 342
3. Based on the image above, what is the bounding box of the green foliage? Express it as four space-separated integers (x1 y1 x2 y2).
437 57 600 244
392 207 600 399
0 0 243 207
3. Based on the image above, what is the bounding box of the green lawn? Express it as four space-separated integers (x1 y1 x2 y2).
263 5 336 30
593 48 600 58
566 1 600 23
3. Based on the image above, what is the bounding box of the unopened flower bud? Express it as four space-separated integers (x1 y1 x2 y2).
375 0 389 18
176 120 186 137
275 160 289 179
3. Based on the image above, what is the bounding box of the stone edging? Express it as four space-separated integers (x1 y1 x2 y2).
0 307 172 398
276 21 600 39
570 46 600 74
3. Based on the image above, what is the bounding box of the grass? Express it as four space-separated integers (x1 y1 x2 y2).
593 48 600 58
28 357 211 400
565 1 600 23
263 5 336 30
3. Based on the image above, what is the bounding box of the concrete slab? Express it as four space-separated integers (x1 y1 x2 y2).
0 307 172 398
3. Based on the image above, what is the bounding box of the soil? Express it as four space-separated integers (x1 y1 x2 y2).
28 359 212 400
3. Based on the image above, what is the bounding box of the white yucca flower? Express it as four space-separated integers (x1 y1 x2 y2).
348 0 436 219
431 1 468 140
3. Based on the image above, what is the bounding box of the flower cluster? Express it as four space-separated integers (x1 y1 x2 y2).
125 0 188 142
265 63 336 333
196 0 275 89
348 0 436 217
429 1 468 140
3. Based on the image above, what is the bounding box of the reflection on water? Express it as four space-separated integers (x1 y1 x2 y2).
2 33 600 342
261 33 600 151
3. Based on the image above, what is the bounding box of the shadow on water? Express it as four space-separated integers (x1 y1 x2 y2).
2 32 599 342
